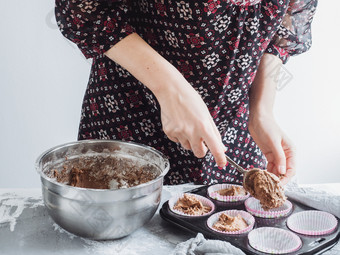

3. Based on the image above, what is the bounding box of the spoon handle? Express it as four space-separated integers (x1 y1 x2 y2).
225 154 247 174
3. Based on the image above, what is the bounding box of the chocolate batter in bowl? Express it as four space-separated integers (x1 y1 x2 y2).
51 154 159 189
36 140 169 240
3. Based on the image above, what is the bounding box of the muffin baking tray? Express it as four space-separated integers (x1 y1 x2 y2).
159 185 340 255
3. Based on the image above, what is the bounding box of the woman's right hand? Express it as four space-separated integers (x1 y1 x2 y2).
105 33 226 167
156 77 226 168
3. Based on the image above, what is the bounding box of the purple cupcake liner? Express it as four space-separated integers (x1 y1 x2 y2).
248 227 302 254
206 209 255 235
168 193 215 217
287 210 338 236
207 184 249 202
245 197 292 218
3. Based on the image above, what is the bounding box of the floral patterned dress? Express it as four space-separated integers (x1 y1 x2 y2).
55 0 317 185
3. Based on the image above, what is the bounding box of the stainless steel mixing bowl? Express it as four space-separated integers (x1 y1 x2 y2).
36 140 169 240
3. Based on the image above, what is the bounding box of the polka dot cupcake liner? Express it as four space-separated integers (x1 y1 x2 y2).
248 227 302 254
168 193 215 217
207 209 255 235
245 197 292 218
287 210 338 236
207 184 250 202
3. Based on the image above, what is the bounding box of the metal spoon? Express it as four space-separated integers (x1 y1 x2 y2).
225 154 253 194
225 154 247 175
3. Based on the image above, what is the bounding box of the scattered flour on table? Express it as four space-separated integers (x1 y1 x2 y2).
52 219 173 254
0 193 43 231
80 228 173 255
52 223 77 240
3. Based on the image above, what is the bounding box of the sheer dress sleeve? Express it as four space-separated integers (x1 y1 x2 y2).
265 0 318 64
55 0 136 59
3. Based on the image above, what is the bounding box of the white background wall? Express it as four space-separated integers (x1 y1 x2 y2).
0 0 339 188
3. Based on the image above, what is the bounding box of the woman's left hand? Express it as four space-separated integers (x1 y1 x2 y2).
249 114 296 185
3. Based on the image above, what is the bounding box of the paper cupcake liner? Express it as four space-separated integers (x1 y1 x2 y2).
287 210 338 236
245 197 292 218
207 184 250 202
207 209 255 235
168 193 215 217
248 227 302 254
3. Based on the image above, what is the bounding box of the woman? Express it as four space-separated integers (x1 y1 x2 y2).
55 0 317 185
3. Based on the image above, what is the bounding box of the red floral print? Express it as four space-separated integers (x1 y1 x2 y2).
55 0 318 185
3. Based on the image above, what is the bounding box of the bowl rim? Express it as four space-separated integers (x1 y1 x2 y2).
35 139 170 192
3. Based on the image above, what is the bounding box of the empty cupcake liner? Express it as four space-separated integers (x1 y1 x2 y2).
245 197 292 218
248 227 302 254
207 184 250 202
287 210 338 236
168 193 215 217
206 209 255 235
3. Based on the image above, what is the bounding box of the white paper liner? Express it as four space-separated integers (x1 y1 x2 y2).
206 209 255 235
207 184 250 202
248 227 302 254
168 193 215 217
245 197 292 218
287 210 338 236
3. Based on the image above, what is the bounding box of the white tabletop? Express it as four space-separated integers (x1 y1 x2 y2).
0 183 339 255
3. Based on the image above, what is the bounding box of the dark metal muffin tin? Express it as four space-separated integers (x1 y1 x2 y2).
160 185 340 255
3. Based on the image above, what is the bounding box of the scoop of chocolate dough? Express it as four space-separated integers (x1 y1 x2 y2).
213 213 248 232
217 186 247 196
243 168 286 210
173 194 211 216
